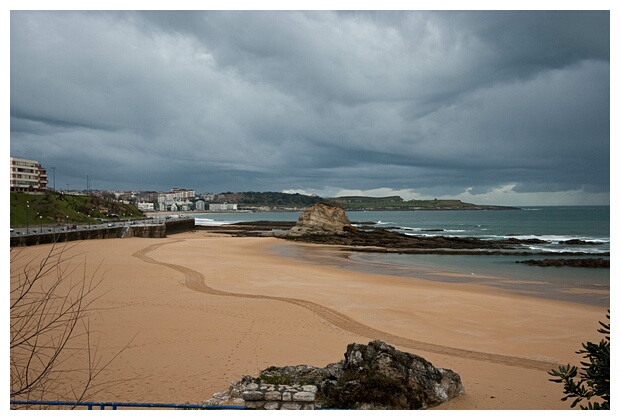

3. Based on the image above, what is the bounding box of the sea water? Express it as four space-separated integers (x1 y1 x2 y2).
194 206 610 306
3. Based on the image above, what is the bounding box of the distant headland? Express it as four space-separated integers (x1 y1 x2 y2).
211 192 520 211
324 196 519 211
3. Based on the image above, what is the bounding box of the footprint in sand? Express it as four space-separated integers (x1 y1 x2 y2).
133 242 557 372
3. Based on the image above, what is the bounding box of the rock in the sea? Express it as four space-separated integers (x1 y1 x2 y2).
516 258 610 268
286 202 357 236
207 340 464 410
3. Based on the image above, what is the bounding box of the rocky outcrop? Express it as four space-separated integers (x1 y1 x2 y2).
205 340 464 410
197 222 609 257
517 258 610 268
286 202 357 236
326 340 464 409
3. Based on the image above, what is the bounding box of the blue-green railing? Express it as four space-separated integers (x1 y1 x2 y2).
10 400 244 410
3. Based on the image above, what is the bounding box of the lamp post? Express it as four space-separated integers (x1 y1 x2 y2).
39 215 43 233
26 201 29 234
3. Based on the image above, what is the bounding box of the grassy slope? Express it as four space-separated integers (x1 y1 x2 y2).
10 192 145 228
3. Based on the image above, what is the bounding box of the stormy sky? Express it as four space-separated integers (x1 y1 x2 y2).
9 6 611 205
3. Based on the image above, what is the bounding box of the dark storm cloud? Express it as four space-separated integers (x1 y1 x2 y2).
9 9 610 204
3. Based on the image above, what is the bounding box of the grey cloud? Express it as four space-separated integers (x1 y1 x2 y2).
10 10 610 204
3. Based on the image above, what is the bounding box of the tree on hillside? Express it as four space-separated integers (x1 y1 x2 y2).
10 243 133 408
548 310 610 410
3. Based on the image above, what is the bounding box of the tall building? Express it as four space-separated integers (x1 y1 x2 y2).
10 157 48 192
169 188 195 200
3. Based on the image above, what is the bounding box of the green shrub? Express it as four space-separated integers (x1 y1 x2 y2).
549 310 610 409
327 364 412 409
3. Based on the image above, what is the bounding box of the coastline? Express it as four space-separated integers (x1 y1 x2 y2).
271 241 610 307
10 232 608 410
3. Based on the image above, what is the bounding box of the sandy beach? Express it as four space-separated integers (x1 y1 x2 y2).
9 230 609 410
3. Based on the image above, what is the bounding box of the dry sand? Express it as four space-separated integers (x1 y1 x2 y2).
9 231 609 410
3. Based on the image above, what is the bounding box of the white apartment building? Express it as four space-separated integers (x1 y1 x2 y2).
169 188 195 200
137 202 155 212
209 203 238 211
10 157 48 192
158 189 196 203
157 188 196 211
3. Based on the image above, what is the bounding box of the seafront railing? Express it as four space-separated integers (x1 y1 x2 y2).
10 400 244 410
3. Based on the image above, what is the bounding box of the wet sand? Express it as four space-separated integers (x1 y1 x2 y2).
9 231 609 410
272 243 610 307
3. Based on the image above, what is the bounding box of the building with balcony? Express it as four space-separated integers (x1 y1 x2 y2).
10 157 48 192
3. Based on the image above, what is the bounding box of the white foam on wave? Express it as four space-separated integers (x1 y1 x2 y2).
194 218 235 226
524 245 609 254
484 233 608 243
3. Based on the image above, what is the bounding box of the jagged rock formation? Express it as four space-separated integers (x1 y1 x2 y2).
198 221 610 257
205 340 464 410
286 202 357 236
517 258 610 268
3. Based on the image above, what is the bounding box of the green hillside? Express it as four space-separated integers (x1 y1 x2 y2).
212 192 518 211
10 192 145 228
327 196 518 211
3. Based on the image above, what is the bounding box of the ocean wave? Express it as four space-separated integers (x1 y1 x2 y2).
194 218 234 226
396 230 608 253
523 245 609 254
484 234 609 243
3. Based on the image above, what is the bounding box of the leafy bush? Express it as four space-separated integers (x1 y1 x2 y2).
549 310 610 409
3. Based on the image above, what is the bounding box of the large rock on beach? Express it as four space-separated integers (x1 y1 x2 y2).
206 340 464 410
325 340 464 409
286 202 357 236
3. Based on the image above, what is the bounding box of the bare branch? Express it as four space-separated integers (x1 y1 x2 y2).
10 241 131 405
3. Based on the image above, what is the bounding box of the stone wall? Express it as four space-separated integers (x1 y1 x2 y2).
10 219 191 247
242 383 317 410
10 227 124 247
164 218 195 234
125 224 166 238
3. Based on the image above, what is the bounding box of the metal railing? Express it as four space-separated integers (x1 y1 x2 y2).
10 400 244 410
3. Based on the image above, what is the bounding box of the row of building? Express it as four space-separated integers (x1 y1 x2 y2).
10 156 239 212
142 195 237 212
